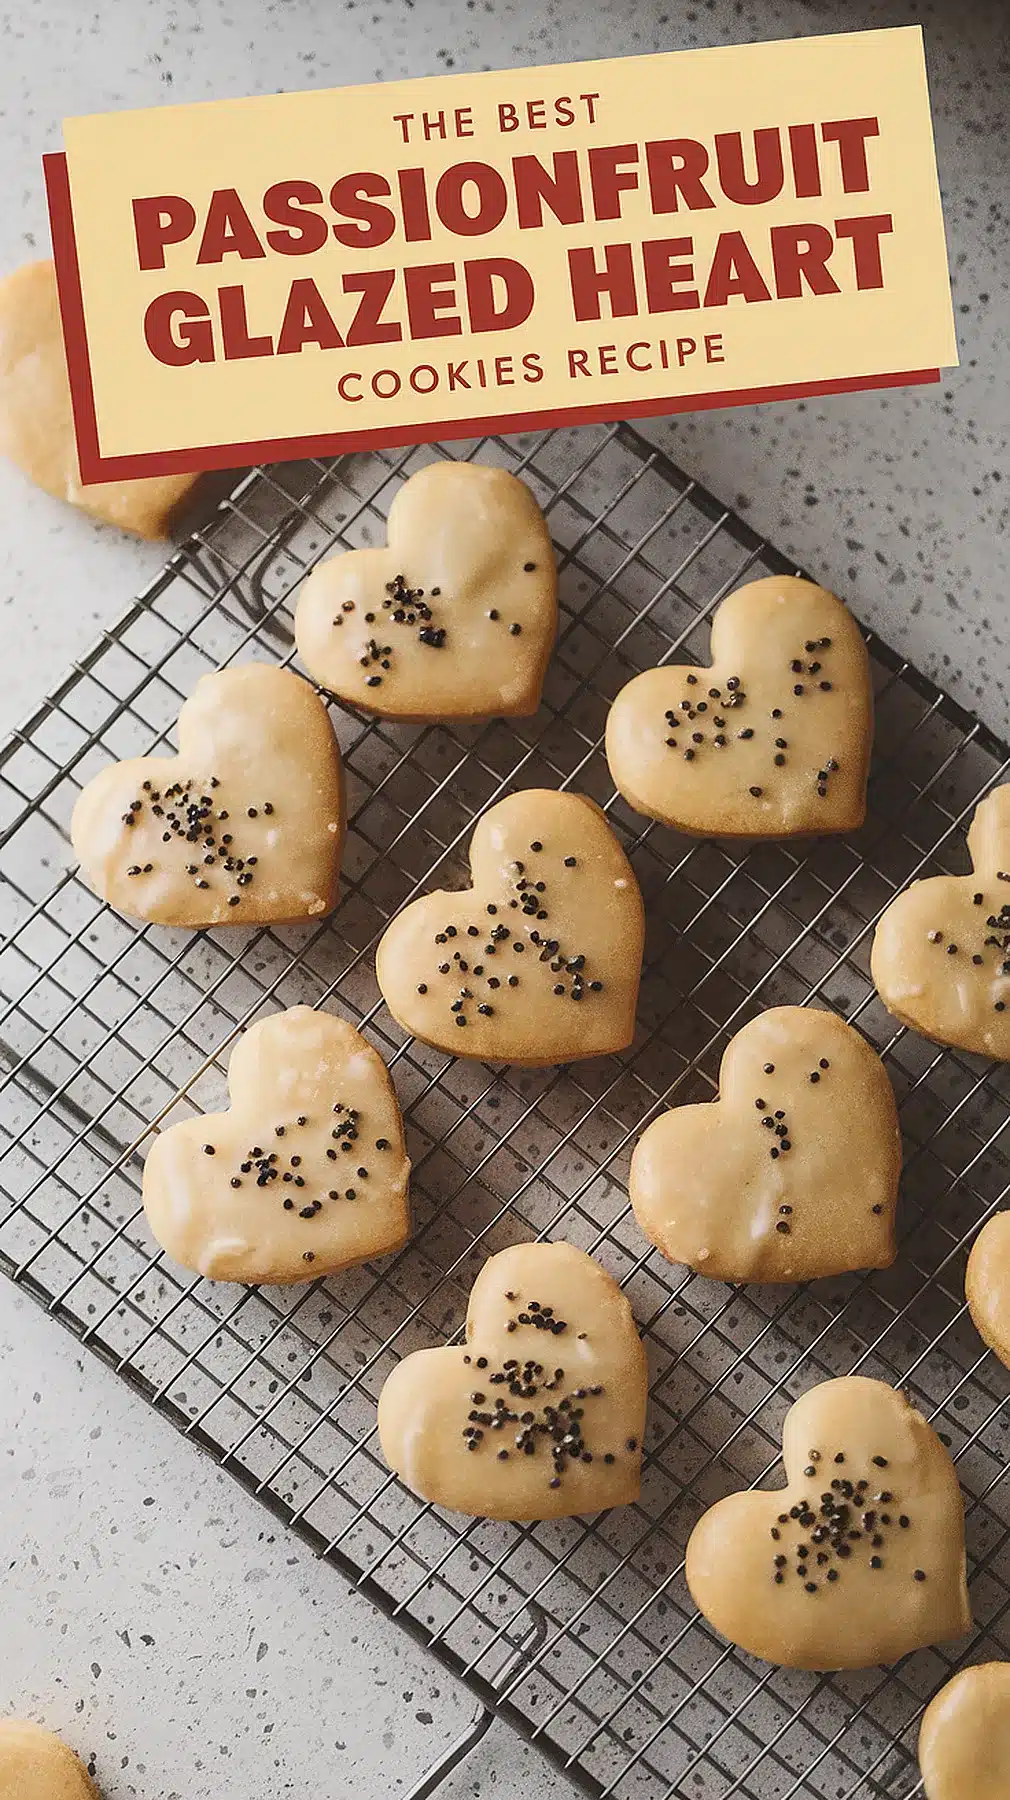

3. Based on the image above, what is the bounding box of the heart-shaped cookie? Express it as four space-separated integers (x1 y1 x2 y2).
630 1007 901 1282
294 460 557 720
143 1006 410 1284
686 1376 971 1670
375 789 645 1065
71 663 344 927
0 1721 98 1800
871 785 1010 1058
377 1240 648 1520
966 1213 1010 1367
605 575 872 837
0 260 198 538
918 1663 1010 1800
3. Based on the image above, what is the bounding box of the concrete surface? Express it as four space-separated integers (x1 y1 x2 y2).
0 0 1006 1796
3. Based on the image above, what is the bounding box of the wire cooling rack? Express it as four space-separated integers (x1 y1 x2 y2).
3 422 1010 1800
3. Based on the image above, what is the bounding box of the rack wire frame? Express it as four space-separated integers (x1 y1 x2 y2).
2 421 1010 1800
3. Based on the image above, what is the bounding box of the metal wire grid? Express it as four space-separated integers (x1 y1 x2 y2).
2 421 1010 1800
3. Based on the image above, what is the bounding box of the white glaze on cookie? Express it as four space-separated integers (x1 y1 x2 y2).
377 1240 647 1520
143 1007 410 1284
966 1212 1010 1368
630 1008 901 1282
0 261 198 537
295 461 557 720
606 576 872 837
0 1720 98 1800
918 1663 1010 1799
71 664 344 926
686 1377 971 1670
871 786 1010 1058
376 789 644 1065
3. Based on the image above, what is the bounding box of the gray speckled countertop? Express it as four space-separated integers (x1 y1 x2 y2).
0 1 1007 1797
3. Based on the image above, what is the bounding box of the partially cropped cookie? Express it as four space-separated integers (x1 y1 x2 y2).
872 785 1010 1058
918 1663 1010 1800
295 460 557 720
685 1376 971 1670
0 260 198 537
631 1008 901 1282
71 664 344 926
377 1240 647 1520
0 1720 98 1800
966 1213 1010 1367
375 789 645 1064
143 1006 410 1283
606 575 872 837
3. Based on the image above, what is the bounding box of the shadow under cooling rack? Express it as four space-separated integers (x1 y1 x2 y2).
3 422 1010 1800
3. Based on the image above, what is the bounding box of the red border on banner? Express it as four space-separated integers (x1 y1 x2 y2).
44 151 941 486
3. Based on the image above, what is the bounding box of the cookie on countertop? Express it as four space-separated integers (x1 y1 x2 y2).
295 460 557 720
685 1376 971 1670
377 1240 648 1520
375 789 645 1065
918 1663 1010 1800
630 1007 901 1282
871 785 1010 1058
71 663 344 927
605 575 872 837
0 260 198 538
966 1212 1010 1368
0 1720 99 1800
143 1006 410 1284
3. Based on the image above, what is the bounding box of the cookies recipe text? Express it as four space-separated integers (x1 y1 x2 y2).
49 30 957 476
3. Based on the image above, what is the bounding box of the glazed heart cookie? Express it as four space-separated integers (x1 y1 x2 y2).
375 789 645 1065
71 663 344 927
0 261 198 538
0 1720 98 1800
918 1663 1010 1799
630 1007 901 1282
965 1213 1010 1368
871 785 1010 1057
143 1006 410 1283
686 1376 971 1669
377 1240 648 1520
605 575 872 837
294 460 557 720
